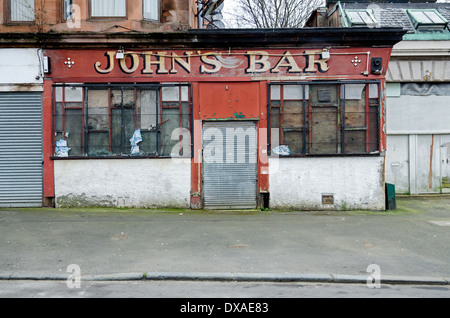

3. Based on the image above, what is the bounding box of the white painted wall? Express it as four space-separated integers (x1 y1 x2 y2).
386 85 450 194
269 157 385 211
385 135 410 194
0 49 43 88
54 159 191 208
386 134 449 194
387 95 450 134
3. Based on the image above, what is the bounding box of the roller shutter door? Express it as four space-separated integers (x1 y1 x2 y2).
203 122 258 209
0 93 42 207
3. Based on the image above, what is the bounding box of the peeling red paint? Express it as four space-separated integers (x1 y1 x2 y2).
43 45 393 209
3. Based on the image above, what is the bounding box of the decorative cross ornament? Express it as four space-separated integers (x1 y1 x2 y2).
351 56 362 67
64 57 75 69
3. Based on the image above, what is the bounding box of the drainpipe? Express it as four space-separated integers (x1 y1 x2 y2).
197 0 204 28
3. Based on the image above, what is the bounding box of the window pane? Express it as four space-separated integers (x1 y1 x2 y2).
88 132 110 156
411 10 447 24
347 11 364 24
64 109 83 156
143 0 159 20
55 103 63 131
161 108 180 156
413 11 432 23
137 89 157 130
283 85 303 100
359 12 372 24
424 11 445 24
10 0 35 22
91 0 126 17
64 0 73 20
65 85 83 102
53 84 192 158
270 107 280 152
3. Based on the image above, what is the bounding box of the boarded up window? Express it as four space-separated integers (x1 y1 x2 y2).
269 82 380 156
270 85 309 155
310 85 339 154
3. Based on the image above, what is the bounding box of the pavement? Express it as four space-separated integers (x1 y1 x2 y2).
0 195 449 286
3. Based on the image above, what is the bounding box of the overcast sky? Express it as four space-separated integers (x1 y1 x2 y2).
221 0 450 27
222 0 239 27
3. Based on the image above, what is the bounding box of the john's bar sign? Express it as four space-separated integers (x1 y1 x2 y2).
94 50 331 76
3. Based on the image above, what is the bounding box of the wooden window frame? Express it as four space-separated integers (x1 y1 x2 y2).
268 81 381 157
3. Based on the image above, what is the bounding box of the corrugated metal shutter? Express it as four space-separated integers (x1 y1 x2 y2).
203 122 258 209
0 93 42 207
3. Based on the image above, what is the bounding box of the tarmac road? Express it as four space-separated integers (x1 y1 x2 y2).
0 195 449 287
1 280 449 298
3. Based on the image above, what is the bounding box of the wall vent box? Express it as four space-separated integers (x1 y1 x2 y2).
322 194 334 205
43 56 51 73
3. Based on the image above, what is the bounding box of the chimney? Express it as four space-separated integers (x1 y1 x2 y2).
316 7 328 27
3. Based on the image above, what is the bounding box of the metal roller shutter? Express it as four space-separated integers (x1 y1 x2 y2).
0 93 43 207
203 121 258 209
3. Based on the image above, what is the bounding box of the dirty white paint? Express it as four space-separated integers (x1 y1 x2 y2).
387 59 450 82
54 159 191 208
386 83 450 194
387 95 450 135
388 41 450 82
269 157 385 211
386 134 450 194
0 49 43 89
385 135 410 194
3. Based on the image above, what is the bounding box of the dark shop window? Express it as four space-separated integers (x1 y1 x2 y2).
268 82 380 156
52 83 192 158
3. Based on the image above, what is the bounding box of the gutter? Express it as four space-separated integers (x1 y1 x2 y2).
0 28 407 49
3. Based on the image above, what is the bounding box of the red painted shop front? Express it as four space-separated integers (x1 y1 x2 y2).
42 44 395 209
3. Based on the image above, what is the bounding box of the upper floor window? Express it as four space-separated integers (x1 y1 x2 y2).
345 10 377 27
9 0 35 22
407 9 448 31
143 0 159 21
63 0 73 20
90 0 126 18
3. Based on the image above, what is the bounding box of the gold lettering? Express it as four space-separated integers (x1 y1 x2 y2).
119 53 140 74
246 51 271 73
304 50 329 73
170 52 193 74
271 51 302 73
200 52 222 74
142 52 169 74
94 51 115 74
